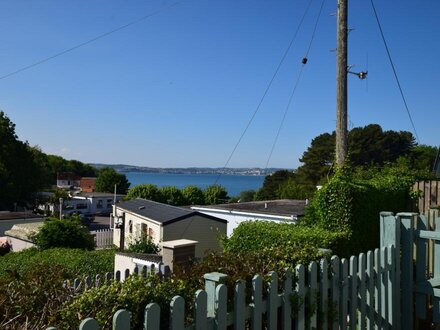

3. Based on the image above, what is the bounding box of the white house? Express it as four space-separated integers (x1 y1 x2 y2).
56 172 81 189
191 199 307 237
113 198 227 258
64 192 125 215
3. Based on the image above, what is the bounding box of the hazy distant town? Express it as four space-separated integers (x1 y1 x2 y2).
90 163 281 176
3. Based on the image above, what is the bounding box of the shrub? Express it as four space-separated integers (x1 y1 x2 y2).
302 162 417 255
33 218 95 250
0 248 115 279
222 220 346 257
0 263 73 330
58 274 194 330
126 236 160 254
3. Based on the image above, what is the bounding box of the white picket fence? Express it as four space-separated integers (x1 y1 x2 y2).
91 229 114 249
48 245 397 330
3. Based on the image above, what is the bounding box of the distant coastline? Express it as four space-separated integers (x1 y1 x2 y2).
90 163 287 176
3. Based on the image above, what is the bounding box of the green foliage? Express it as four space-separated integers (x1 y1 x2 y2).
295 124 420 186
126 184 164 202
0 248 115 279
238 189 256 202
33 218 95 250
302 161 418 255
203 184 228 204
297 132 335 186
277 178 315 200
59 274 194 330
0 111 45 209
48 188 70 204
159 186 186 205
255 170 296 200
181 185 205 205
222 220 346 258
126 236 160 254
95 167 130 194
0 263 74 330
46 154 98 180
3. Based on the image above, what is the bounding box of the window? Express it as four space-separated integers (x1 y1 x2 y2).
148 228 154 239
97 200 103 209
141 223 148 238
128 220 133 234
76 203 87 210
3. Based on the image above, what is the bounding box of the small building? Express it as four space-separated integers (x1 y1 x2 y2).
113 198 227 258
191 199 307 237
4 222 43 252
80 177 96 193
65 192 125 215
57 172 81 189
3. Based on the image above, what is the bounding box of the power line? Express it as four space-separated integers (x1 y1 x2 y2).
214 0 315 185
0 1 182 81
369 0 420 143
265 0 326 169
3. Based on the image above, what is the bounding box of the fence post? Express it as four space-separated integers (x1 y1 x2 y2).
397 212 417 330
380 211 400 329
204 272 227 318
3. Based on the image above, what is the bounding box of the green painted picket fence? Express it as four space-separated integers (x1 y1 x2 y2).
381 210 440 329
48 246 397 329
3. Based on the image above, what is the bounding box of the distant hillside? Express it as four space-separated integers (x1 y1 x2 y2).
89 164 286 176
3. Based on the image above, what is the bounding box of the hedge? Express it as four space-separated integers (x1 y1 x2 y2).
0 248 115 279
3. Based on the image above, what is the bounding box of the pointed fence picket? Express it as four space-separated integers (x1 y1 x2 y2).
64 263 170 293
48 245 397 330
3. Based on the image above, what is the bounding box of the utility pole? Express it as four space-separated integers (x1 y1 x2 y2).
336 0 348 167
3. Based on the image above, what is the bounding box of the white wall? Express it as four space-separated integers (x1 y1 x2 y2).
112 208 161 249
191 207 297 237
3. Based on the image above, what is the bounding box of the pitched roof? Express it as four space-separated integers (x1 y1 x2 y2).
116 198 226 225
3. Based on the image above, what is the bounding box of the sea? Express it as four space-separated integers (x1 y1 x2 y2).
124 172 265 197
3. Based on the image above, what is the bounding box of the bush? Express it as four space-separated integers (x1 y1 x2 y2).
58 274 194 330
0 248 115 279
0 263 74 330
126 237 160 254
33 218 95 250
222 220 346 257
302 162 417 255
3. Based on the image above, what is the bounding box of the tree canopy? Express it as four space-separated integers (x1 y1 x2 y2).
0 112 45 209
95 167 130 194
256 124 437 201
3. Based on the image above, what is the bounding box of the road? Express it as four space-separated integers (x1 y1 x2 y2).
89 215 113 231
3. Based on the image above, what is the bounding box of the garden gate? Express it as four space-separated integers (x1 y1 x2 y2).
381 209 440 329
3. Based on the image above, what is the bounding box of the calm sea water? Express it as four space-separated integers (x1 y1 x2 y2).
124 172 265 197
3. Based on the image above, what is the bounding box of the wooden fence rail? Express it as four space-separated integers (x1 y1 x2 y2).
48 246 397 330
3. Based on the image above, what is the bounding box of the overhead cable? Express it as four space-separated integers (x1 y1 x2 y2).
0 1 181 81
214 0 315 184
369 0 420 143
265 0 326 169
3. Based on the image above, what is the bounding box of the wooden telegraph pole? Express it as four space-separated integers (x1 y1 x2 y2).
336 0 348 167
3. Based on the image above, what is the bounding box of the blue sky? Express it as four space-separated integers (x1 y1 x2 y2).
1 1 439 168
